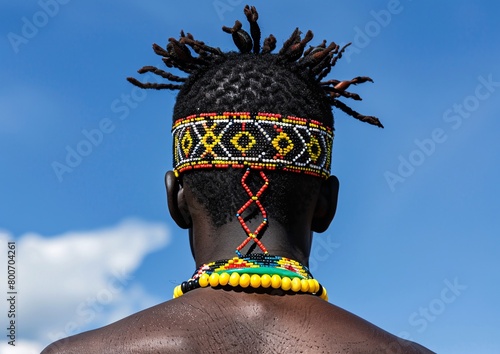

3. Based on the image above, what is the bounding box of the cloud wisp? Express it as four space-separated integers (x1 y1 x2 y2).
0 219 170 353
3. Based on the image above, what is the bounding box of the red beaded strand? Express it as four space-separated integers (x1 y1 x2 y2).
235 168 269 256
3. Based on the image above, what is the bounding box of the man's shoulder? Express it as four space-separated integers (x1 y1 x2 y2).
41 300 192 354
41 292 434 354
293 298 435 353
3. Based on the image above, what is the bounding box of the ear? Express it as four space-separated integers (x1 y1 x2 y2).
165 171 192 229
311 175 339 233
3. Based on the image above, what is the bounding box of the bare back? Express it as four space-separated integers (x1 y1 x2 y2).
42 289 434 353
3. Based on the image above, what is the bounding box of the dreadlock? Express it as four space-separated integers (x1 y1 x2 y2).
127 5 382 128
128 5 383 228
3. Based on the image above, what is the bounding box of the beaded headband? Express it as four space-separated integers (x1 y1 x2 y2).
172 112 334 179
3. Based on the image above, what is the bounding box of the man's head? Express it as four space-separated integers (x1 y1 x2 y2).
172 52 334 231
127 5 381 236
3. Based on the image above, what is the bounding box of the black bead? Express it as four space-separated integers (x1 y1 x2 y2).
317 284 324 297
181 281 188 294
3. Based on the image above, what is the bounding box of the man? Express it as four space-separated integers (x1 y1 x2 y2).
43 6 434 353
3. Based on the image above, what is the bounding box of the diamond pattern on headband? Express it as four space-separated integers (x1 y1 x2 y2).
172 112 334 178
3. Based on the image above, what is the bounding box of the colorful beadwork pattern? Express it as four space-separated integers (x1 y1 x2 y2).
235 169 269 256
172 112 334 179
173 254 328 301
171 113 331 301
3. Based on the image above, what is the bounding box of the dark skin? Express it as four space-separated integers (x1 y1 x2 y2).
42 171 434 354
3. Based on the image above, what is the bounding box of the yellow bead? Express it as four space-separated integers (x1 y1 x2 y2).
320 287 328 301
261 274 272 288
271 274 282 289
310 279 319 293
250 274 261 288
314 280 321 293
229 272 240 287
291 277 302 292
219 272 230 286
301 279 310 293
173 285 181 298
199 273 210 288
239 273 251 288
308 279 316 293
281 276 292 291
209 273 220 287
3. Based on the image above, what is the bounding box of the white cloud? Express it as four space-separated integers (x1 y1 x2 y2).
0 219 170 353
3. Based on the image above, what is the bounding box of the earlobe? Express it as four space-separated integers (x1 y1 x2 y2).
165 171 192 229
311 175 339 233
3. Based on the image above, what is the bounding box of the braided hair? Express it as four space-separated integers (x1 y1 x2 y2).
128 5 382 228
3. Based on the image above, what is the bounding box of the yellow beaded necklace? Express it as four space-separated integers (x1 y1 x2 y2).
173 254 328 301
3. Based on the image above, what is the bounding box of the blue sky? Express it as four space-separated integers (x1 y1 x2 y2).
1 1 499 353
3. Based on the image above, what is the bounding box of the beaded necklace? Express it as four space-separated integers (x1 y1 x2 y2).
173 254 328 301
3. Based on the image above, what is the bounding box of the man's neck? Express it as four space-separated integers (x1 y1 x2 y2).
190 218 313 268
